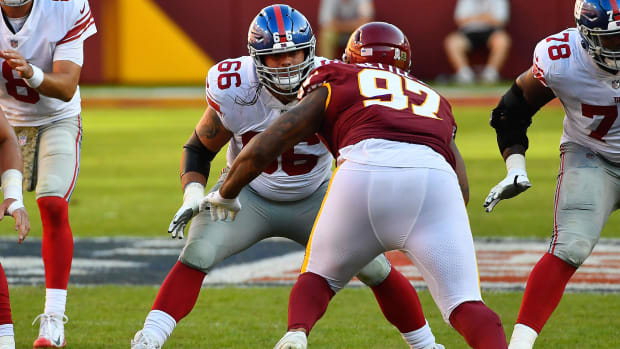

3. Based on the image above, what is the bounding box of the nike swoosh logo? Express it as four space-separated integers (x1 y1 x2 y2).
80 3 86 14
53 335 62 346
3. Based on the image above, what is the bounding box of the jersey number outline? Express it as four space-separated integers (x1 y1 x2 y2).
546 33 571 61
217 61 242 90
241 131 320 175
2 61 40 104
357 69 441 119
581 104 617 141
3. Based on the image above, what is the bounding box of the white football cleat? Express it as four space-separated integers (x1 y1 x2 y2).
32 313 68 348
0 335 15 349
274 331 307 349
131 330 161 349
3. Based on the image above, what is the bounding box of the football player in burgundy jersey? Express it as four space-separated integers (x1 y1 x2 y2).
206 22 508 349
132 6 443 349
0 111 29 349
0 0 96 347
485 1 620 348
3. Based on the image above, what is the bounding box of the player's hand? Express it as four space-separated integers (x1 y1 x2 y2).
167 182 205 239
0 49 33 78
0 199 30 243
200 190 241 221
484 169 531 212
168 202 199 239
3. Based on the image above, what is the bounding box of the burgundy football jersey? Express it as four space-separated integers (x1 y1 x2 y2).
299 61 457 168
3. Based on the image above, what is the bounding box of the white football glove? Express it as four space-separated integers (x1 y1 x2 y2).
484 168 531 212
168 182 205 239
200 190 241 221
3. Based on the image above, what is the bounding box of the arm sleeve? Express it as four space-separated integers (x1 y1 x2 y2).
298 64 338 100
53 39 84 66
532 38 552 88
205 60 245 133
57 0 97 46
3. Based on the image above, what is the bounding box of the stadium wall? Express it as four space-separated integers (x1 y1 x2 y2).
82 0 575 84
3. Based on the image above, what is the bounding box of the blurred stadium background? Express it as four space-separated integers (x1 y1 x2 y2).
79 0 573 85
3 1 620 348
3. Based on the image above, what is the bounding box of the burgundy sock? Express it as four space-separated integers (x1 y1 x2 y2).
516 253 577 333
287 272 335 334
449 301 507 349
371 266 426 332
152 261 206 322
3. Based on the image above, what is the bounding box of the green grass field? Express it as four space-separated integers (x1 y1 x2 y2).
3 104 620 348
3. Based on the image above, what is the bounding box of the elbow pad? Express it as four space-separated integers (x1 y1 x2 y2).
181 130 217 178
489 82 539 153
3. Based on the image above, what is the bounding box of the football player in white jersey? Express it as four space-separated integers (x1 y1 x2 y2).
0 111 30 349
132 5 443 349
484 1 620 348
0 0 95 347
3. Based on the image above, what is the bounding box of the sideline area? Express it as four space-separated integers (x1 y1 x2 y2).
79 84 514 108
1 237 619 292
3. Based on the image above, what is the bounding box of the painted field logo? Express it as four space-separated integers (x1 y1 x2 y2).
205 238 620 292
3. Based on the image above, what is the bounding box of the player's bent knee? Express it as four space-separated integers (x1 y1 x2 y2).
558 238 594 268
179 240 217 274
356 254 391 287
35 175 67 199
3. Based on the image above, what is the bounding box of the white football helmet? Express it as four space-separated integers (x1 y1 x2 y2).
0 0 32 6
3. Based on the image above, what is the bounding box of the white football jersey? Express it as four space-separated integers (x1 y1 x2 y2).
206 56 333 201
533 28 620 162
0 0 96 127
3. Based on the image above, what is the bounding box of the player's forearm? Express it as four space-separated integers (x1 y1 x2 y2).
35 71 79 102
0 133 22 173
219 152 265 199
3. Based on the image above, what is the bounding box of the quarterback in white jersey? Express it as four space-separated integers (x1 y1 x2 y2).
132 5 442 349
0 0 95 347
484 1 620 348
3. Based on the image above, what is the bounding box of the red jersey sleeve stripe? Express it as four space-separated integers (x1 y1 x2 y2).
58 20 94 45
58 12 94 45
74 8 92 27
206 95 222 113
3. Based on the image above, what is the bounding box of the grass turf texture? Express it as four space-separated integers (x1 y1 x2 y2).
6 104 620 239
2 104 620 347
8 286 620 348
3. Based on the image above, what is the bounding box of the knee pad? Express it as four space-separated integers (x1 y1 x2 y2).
356 254 392 287
557 238 594 268
178 239 217 274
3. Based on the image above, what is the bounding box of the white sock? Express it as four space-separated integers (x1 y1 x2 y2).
143 310 176 346
401 321 436 349
0 324 13 337
508 323 538 349
44 288 67 315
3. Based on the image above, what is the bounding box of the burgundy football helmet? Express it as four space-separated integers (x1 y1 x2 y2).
343 22 411 71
